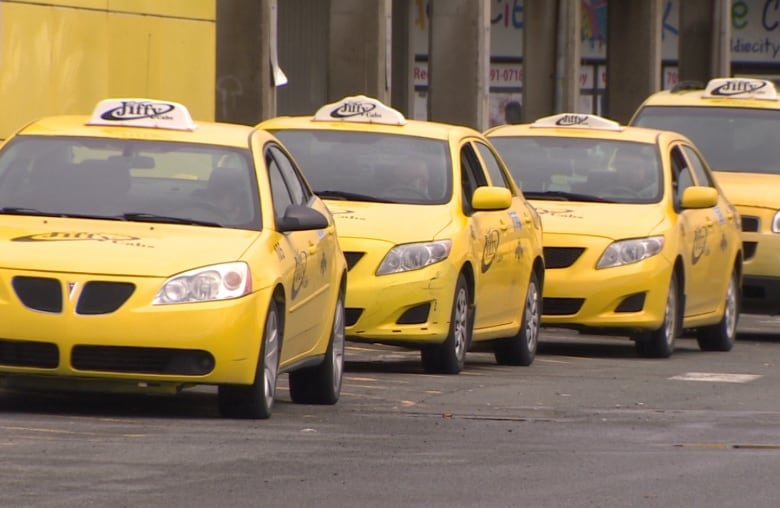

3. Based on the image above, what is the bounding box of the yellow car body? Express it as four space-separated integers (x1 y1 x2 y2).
259 96 545 374
486 113 743 357
631 77 780 317
0 98 348 419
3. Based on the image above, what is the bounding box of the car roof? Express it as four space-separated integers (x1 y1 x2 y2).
636 77 780 111
258 95 484 141
14 98 262 148
485 113 671 145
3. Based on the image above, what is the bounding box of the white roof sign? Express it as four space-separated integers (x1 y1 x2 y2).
703 78 778 101
531 113 622 131
87 98 198 130
313 95 406 125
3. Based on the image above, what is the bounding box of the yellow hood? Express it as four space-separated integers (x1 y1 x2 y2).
712 171 780 209
0 217 259 277
531 201 665 239
325 201 452 243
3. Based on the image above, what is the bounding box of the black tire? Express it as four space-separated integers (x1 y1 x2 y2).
697 268 739 351
289 292 345 404
218 300 281 419
635 272 678 359
494 271 541 366
421 274 472 374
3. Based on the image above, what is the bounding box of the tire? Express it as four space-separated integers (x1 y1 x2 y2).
494 271 541 366
289 292 345 404
696 268 739 352
635 272 678 359
421 273 472 374
218 300 281 419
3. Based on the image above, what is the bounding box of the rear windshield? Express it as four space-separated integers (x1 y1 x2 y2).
0 135 261 230
632 105 780 175
271 129 452 205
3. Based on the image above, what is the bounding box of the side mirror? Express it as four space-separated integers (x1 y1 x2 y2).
680 186 718 209
277 205 329 232
472 186 512 211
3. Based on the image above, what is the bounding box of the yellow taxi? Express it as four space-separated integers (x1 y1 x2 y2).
631 77 780 318
485 113 743 357
0 98 348 419
258 96 544 374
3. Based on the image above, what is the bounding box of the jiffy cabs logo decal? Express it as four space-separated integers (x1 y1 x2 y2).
708 79 767 97
555 114 589 127
691 226 708 265
12 232 152 248
330 100 377 119
101 101 176 121
291 250 309 300
481 229 500 273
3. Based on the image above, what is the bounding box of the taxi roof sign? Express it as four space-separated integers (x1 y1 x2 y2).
702 77 778 101
531 113 622 131
87 98 198 131
313 95 406 125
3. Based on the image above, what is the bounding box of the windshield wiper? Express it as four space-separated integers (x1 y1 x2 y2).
120 212 223 227
0 207 59 216
522 191 613 203
316 190 392 203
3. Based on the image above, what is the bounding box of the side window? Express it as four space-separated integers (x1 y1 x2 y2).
670 146 694 207
267 154 294 220
268 145 311 205
475 141 510 189
460 143 489 214
681 145 715 187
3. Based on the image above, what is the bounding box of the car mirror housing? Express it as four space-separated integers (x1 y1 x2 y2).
680 186 718 209
471 186 512 211
277 205 329 232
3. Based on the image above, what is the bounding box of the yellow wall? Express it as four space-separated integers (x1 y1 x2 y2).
0 0 215 139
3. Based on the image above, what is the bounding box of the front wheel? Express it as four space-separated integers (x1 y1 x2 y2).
635 272 678 359
494 271 541 366
696 268 739 351
289 292 345 404
421 274 472 374
218 300 281 419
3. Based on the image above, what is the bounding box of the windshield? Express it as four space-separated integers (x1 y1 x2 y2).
632 105 780 174
271 130 452 205
489 136 662 204
0 136 261 230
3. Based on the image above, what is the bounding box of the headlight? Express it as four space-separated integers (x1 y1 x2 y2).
153 262 251 304
376 240 452 275
596 236 665 269
773 210 780 233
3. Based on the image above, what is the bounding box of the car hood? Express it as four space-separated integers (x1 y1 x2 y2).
325 201 451 243
0 217 259 277
712 171 780 209
531 201 664 239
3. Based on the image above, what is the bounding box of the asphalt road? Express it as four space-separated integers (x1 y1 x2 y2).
1 315 779 508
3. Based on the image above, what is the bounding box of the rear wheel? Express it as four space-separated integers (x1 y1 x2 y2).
494 271 541 366
218 300 281 419
696 268 739 351
421 274 471 374
289 292 345 404
635 272 678 359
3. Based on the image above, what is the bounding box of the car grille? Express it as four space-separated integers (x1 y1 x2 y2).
543 297 584 315
71 346 215 375
543 247 585 269
0 339 59 368
343 252 365 271
345 308 363 327
743 241 757 261
741 216 759 232
11 276 135 314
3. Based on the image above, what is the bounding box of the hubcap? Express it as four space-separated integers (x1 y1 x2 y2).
263 310 280 408
724 275 737 338
453 287 468 361
331 298 345 391
525 280 540 352
663 285 677 347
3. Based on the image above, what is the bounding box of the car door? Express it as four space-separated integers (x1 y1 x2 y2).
266 144 332 359
460 141 516 329
680 143 737 312
669 145 718 316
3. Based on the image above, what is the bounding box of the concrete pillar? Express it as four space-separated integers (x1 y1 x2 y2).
391 0 415 117
522 0 557 122
606 0 662 123
427 0 489 130
679 0 731 83
329 0 390 103
555 0 581 114
215 0 276 124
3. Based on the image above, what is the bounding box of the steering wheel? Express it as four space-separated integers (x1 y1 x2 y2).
383 187 429 200
167 202 232 224
599 186 640 198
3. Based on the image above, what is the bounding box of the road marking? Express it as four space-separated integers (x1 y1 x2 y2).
669 372 761 383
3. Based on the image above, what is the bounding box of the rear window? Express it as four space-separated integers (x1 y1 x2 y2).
632 105 780 175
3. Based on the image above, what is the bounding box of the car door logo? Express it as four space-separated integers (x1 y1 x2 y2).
691 226 708 264
481 230 500 273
